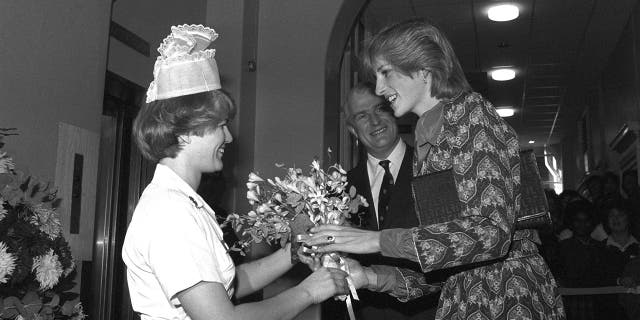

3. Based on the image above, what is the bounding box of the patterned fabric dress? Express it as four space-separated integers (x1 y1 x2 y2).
382 92 565 319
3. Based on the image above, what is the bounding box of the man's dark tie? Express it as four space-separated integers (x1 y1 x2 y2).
377 160 394 229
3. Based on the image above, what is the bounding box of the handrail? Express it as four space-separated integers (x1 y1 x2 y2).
559 286 640 295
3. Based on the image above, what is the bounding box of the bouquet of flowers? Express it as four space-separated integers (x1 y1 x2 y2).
0 130 85 320
224 156 368 320
225 158 367 254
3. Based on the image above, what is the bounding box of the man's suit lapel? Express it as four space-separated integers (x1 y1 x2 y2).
351 160 376 230
395 146 414 190
380 146 415 230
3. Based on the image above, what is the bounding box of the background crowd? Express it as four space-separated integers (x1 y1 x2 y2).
539 170 640 320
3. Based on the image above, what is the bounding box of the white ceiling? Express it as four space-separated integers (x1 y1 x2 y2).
362 0 637 147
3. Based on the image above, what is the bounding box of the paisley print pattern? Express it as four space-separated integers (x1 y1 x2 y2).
473 130 497 153
477 157 502 181
469 106 488 126
395 267 442 303
457 178 477 203
431 149 452 171
449 123 471 148
388 93 564 319
454 151 474 175
445 102 466 124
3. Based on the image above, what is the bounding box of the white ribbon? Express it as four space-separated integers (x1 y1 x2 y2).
322 253 359 320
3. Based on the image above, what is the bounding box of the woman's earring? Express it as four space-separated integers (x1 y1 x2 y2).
422 70 430 83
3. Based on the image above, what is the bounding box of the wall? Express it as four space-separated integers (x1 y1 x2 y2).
206 0 253 213
0 0 110 180
561 2 640 189
108 0 208 88
254 0 344 176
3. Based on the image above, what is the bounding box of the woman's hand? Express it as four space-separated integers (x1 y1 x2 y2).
304 225 382 254
296 245 322 271
342 257 370 290
296 267 349 304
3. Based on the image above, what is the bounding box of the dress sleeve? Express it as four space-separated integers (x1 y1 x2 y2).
410 97 519 273
369 265 442 302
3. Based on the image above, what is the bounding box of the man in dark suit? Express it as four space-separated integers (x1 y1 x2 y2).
340 83 438 320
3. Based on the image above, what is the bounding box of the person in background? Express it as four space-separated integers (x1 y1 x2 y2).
340 83 438 320
621 170 640 237
558 189 585 220
558 201 604 287
584 174 604 205
619 257 640 319
121 24 352 320
621 170 640 201
557 200 605 320
590 172 624 241
598 205 639 320
556 190 586 240
601 205 639 273
602 172 623 205
305 19 564 319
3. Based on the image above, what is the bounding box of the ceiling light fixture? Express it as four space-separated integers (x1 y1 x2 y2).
488 4 519 22
528 140 535 144
491 68 516 81
496 108 515 117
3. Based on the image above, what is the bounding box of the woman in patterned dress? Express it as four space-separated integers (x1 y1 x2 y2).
305 19 565 320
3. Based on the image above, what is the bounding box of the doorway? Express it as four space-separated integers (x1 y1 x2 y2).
91 71 152 320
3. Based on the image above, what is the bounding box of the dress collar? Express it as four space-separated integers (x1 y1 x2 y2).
367 139 406 168
151 163 206 208
606 234 639 251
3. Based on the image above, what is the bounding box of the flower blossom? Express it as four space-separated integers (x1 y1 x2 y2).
0 151 15 174
64 258 76 277
311 160 321 171
0 198 7 222
29 204 62 239
247 190 260 203
0 241 16 284
32 249 64 290
248 172 264 182
71 303 87 320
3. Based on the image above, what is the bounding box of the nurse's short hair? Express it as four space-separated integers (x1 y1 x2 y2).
133 90 236 162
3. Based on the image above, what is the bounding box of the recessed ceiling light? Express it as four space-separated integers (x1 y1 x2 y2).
496 108 515 117
488 4 519 22
491 68 516 81
528 140 535 144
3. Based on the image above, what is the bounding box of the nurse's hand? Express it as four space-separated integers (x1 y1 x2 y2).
303 225 381 254
296 267 349 304
296 244 322 271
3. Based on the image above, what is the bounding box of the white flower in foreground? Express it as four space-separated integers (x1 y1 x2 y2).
29 204 62 239
71 302 87 320
248 172 264 182
0 198 7 222
32 249 64 290
0 151 15 174
311 160 321 170
247 190 260 203
0 241 16 284
64 258 76 277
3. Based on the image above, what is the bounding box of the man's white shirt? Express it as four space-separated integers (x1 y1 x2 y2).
366 139 406 227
